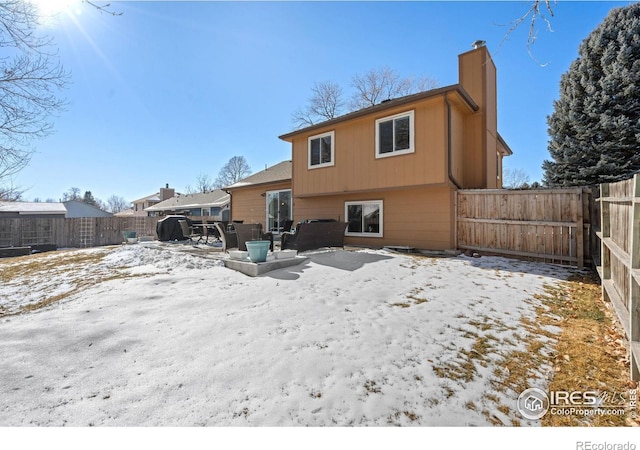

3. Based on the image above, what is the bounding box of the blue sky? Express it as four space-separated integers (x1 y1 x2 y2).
14 0 634 203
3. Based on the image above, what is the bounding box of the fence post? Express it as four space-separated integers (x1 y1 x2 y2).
629 175 640 380
576 189 584 269
600 182 611 303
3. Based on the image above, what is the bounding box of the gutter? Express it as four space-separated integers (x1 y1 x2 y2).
444 92 462 190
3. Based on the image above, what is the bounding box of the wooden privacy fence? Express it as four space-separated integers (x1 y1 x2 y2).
456 188 590 269
0 216 159 249
596 175 640 380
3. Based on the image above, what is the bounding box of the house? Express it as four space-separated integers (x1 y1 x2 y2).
225 160 292 233
131 184 175 217
0 202 67 219
63 200 113 218
144 189 231 220
114 208 134 217
276 44 512 250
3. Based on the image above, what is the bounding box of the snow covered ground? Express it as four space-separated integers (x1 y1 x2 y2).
0 243 575 428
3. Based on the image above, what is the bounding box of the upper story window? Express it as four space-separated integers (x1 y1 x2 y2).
375 110 414 158
308 131 334 169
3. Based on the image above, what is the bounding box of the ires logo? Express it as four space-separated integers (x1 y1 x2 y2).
517 388 630 420
549 390 600 406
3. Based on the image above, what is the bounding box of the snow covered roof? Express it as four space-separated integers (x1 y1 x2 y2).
0 201 67 216
131 192 161 204
144 189 230 212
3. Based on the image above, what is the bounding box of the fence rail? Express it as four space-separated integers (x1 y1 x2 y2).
456 188 590 269
0 216 159 248
596 175 640 380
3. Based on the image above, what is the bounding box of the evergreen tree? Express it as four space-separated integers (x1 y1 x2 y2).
543 3 640 187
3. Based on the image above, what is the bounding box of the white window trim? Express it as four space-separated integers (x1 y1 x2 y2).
345 200 383 238
375 110 415 159
308 130 335 169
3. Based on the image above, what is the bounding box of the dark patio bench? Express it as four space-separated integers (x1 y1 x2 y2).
281 221 348 252
215 222 273 252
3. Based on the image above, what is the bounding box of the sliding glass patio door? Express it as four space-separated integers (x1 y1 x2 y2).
266 189 292 234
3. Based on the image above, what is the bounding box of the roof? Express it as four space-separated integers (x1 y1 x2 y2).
278 85 478 141
0 201 67 215
132 192 161 204
114 208 134 217
497 133 513 156
226 160 292 189
63 200 113 218
144 189 230 212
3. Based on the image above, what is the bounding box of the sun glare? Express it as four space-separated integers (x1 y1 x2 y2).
31 0 82 22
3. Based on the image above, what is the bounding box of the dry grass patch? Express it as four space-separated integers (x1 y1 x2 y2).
486 269 638 426
0 249 109 282
0 247 152 317
539 271 638 426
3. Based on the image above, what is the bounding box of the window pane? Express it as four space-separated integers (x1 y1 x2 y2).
310 138 320 166
320 136 332 164
267 192 279 232
279 191 292 227
394 116 410 151
347 204 363 233
363 203 380 234
378 120 393 154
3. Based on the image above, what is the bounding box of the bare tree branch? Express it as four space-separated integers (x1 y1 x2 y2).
106 194 129 213
291 81 344 129
214 156 251 188
83 1 123 17
0 1 69 186
0 181 24 201
191 172 214 193
498 0 556 63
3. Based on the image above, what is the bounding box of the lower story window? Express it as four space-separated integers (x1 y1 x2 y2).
345 200 383 237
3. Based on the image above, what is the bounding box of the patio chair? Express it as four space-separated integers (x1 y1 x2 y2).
280 219 294 234
178 219 200 244
215 222 238 252
233 223 274 252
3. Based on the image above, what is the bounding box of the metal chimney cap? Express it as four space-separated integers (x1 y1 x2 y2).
472 40 486 49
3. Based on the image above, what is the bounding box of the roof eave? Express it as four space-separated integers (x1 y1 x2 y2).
278 84 478 141
497 133 514 156
225 177 292 191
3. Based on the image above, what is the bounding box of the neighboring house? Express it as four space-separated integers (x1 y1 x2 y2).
277 45 512 250
63 200 113 218
144 189 231 220
114 208 134 217
131 184 175 217
225 160 292 233
0 202 67 219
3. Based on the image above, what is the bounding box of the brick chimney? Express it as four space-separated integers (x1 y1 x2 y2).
159 183 174 201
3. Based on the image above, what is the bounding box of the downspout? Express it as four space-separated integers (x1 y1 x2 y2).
444 92 462 190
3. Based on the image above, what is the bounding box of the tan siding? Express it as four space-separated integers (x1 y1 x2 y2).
486 131 499 189
293 97 448 198
449 104 465 186
463 114 484 188
230 181 291 226
293 186 454 250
